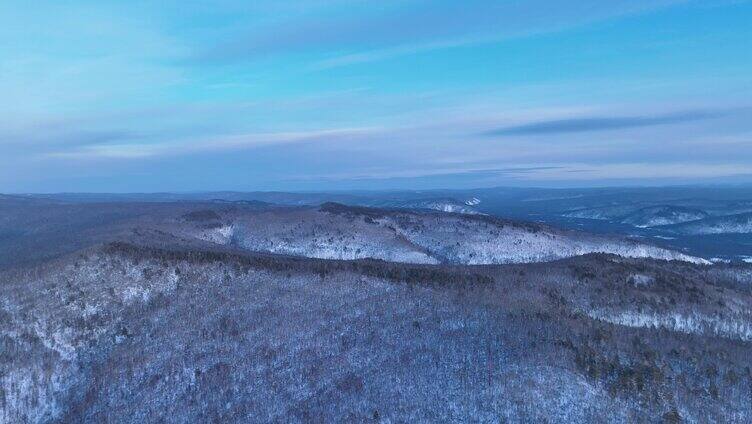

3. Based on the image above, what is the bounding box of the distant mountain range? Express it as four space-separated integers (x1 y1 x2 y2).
7 186 752 262
563 205 752 236
665 212 752 235
564 205 710 227
620 205 709 227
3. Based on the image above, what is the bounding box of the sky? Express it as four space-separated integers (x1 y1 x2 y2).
1 0 751 193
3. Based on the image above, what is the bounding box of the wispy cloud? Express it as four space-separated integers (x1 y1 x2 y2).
44 127 379 160
199 0 690 66
526 162 752 181
1 127 137 148
483 110 727 136
275 162 752 190
309 39 473 70
2 0 751 192
291 166 565 182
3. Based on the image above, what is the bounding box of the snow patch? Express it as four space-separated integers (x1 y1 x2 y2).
588 309 752 342
196 224 235 245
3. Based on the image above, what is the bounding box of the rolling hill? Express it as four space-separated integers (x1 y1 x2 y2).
171 202 708 265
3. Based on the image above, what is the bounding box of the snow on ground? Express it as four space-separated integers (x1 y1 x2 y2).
669 213 752 235
621 206 708 228
180 206 708 265
587 309 752 342
372 212 707 265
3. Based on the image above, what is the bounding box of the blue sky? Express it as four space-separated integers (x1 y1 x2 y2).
1 0 751 192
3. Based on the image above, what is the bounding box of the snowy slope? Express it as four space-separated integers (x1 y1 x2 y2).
562 205 641 220
666 212 752 234
373 197 481 214
368 207 707 265
563 205 709 228
176 203 707 265
620 205 708 228
2 243 749 423
176 207 439 264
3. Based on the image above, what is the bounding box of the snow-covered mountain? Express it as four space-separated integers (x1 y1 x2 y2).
370 197 481 215
563 205 709 228
562 205 642 220
176 203 707 265
666 212 752 235
464 197 481 206
620 205 709 228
